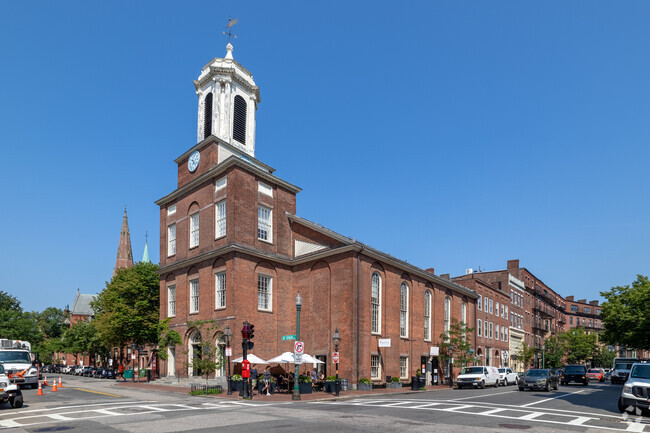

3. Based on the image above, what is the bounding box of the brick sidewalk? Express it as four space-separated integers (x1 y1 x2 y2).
115 381 451 401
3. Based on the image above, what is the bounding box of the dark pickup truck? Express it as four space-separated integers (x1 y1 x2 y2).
561 365 588 386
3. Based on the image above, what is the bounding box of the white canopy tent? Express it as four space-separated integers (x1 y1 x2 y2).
231 354 268 364
266 351 324 364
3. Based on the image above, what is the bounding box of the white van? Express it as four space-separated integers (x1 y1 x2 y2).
456 366 501 389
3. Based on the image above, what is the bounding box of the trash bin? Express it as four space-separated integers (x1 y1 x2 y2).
124 369 133 380
411 376 419 390
340 379 349 391
419 376 427 388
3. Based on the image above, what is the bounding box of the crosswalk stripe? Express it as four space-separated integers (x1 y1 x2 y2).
625 423 645 432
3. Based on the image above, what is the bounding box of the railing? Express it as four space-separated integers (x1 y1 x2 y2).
190 384 223 394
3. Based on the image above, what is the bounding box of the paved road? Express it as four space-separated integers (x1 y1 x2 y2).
1 377 649 432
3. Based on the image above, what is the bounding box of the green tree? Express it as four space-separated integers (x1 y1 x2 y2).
92 262 160 353
543 335 566 368
593 345 616 368
562 327 597 365
36 307 66 339
438 319 476 368
183 319 222 384
62 319 107 366
515 342 535 369
0 291 43 343
157 318 182 361
600 275 650 350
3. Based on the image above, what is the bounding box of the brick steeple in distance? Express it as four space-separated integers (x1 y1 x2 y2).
114 209 134 276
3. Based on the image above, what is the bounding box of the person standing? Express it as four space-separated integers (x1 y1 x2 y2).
250 365 258 394
261 366 272 396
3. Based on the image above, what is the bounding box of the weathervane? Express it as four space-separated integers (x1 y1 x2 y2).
223 17 238 43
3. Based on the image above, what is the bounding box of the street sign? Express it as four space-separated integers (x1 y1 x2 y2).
225 347 232 356
430 346 439 356
295 353 303 364
294 341 304 355
378 338 391 348
333 351 339 364
139 351 149 355
282 335 297 341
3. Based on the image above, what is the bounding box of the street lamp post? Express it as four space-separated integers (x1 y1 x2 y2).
448 344 454 388
224 325 232 395
292 292 302 401
332 328 341 397
131 342 136 383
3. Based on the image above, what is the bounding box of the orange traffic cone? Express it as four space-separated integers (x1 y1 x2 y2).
51 380 58 392
59 376 63 388
44 376 48 386
36 380 44 396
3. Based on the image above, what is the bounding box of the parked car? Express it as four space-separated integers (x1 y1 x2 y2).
605 370 613 382
74 366 85 375
101 369 116 379
62 365 74 374
498 368 519 386
618 363 650 414
93 368 105 378
0 363 23 408
612 361 636 385
456 366 501 389
561 365 588 386
518 369 559 391
82 367 96 377
587 368 605 382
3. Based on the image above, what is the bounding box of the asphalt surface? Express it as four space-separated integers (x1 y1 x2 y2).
1 376 649 432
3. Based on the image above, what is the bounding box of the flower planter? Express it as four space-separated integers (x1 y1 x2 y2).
389 382 402 389
258 382 276 394
357 383 373 391
230 380 243 392
325 381 337 393
299 382 312 394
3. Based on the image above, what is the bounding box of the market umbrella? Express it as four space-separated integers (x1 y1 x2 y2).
231 354 268 364
266 351 324 364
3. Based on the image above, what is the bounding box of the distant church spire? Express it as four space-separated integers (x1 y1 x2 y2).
114 208 134 276
142 231 151 263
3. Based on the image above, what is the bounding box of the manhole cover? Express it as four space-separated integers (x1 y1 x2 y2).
33 427 74 432
498 424 532 430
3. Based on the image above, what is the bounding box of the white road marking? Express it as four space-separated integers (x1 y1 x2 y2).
481 408 506 415
625 423 645 432
409 402 441 409
138 405 170 412
520 390 585 407
0 400 157 415
518 412 543 420
382 401 411 407
46 414 71 420
451 390 519 401
443 404 473 411
568 416 594 425
0 420 22 428
93 409 122 416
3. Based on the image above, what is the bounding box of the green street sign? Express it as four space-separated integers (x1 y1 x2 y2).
282 335 297 341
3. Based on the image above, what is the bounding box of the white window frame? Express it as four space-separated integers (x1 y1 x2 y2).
489 298 493 314
504 327 508 342
424 290 431 341
496 302 499 316
257 205 272 242
478 294 482 311
167 204 176 216
190 212 199 248
167 223 176 256
371 354 381 380
216 176 227 192
477 319 482 337
371 273 382 335
167 285 176 317
215 200 226 238
257 275 272 312
258 181 273 197
495 324 499 340
400 356 408 379
461 302 467 325
400 282 409 338
189 279 199 314
489 322 493 339
215 271 226 309
444 296 451 335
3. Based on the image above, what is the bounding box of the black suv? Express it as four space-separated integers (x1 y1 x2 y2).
561 365 588 386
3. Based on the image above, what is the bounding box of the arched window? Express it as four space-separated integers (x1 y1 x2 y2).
233 95 247 144
461 302 467 325
444 296 451 335
400 282 409 338
188 330 202 376
203 93 213 138
371 273 381 334
424 290 431 341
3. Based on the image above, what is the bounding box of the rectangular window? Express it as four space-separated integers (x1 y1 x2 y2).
167 285 176 317
505 306 508 317
257 205 272 242
258 275 272 311
424 292 431 341
167 224 176 256
190 280 199 314
400 286 408 338
258 181 273 197
478 295 482 310
489 322 493 339
496 302 499 316
371 354 381 379
167 204 176 216
584 307 591 314
216 176 227 192
371 274 381 334
570 316 573 325
501 305 504 318
400 357 408 379
495 324 499 340
489 299 493 314
215 200 226 238
190 212 199 248
477 319 482 337
215 272 226 309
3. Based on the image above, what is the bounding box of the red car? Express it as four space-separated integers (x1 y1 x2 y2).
586 368 605 382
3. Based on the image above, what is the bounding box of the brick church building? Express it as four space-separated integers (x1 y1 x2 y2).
155 42 477 387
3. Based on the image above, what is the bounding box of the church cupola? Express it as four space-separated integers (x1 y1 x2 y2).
193 43 260 158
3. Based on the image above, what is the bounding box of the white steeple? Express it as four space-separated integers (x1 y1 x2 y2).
193 43 260 158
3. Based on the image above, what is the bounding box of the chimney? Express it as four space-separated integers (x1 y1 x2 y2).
566 296 574 301
589 300 599 306
507 259 519 270
577 299 587 304
425 268 435 275
440 273 450 280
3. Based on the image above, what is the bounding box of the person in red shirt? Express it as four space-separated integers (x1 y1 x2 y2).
118 365 125 381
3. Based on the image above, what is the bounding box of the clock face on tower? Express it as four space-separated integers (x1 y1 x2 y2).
188 150 200 172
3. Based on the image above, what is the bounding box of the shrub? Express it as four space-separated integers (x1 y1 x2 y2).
231 374 243 381
325 375 337 382
359 378 372 385
298 375 311 383
391 377 401 382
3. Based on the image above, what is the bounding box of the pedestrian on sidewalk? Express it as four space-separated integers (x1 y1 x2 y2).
261 366 271 396
251 365 258 394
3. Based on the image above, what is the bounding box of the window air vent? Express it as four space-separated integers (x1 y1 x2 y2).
233 95 247 144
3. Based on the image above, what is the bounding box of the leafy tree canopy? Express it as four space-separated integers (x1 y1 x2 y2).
543 335 566 368
438 319 476 368
0 291 42 343
562 327 598 365
600 275 650 350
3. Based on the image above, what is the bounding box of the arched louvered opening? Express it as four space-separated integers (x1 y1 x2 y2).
233 95 247 144
203 93 213 138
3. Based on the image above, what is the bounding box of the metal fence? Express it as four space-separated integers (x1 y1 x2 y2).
190 384 223 394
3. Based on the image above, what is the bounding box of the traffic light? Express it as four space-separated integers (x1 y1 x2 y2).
249 323 255 340
241 321 251 340
247 341 254 350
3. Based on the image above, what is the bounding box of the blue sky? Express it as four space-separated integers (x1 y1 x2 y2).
2 1 648 312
